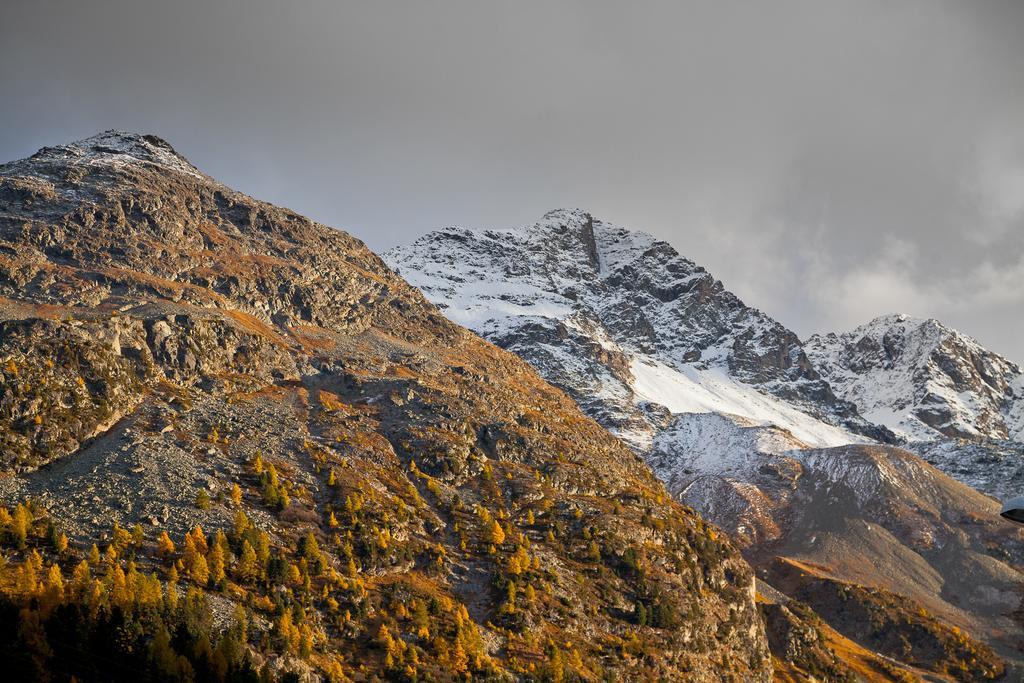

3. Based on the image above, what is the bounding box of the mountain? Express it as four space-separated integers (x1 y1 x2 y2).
387 210 1024 498
386 209 889 449
388 209 1024 678
656 415 1024 679
0 133 772 681
703 436 1020 666
636 412 1023 670
807 315 1024 500
806 314 1024 443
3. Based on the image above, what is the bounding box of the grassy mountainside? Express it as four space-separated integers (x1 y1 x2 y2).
0 132 770 681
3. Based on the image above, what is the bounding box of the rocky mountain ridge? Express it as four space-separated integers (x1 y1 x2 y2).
386 209 881 450
806 314 1024 500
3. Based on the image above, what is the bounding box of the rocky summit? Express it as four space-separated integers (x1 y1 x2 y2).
389 209 1024 680
0 133 771 681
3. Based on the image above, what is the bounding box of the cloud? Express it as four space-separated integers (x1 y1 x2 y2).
738 229 1024 359
964 133 1024 244
1 0 1023 358
965 257 1024 309
804 237 934 326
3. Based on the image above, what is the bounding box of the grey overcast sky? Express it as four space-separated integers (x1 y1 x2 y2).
2 1 1024 360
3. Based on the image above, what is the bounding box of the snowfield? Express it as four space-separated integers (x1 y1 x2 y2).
629 357 857 448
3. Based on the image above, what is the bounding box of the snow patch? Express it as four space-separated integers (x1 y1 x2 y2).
629 357 857 448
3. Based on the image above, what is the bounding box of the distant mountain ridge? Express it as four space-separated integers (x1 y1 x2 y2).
387 208 881 446
807 313 1024 442
386 209 1024 500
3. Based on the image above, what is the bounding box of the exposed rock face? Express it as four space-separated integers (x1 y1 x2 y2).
0 133 771 681
759 600 858 682
913 436 1024 503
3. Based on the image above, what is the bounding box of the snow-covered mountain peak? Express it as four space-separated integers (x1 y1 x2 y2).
837 312 949 344
533 207 598 234
866 312 929 326
822 313 1004 359
806 313 1024 442
389 211 1024 501
498 208 672 284
386 211 875 456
